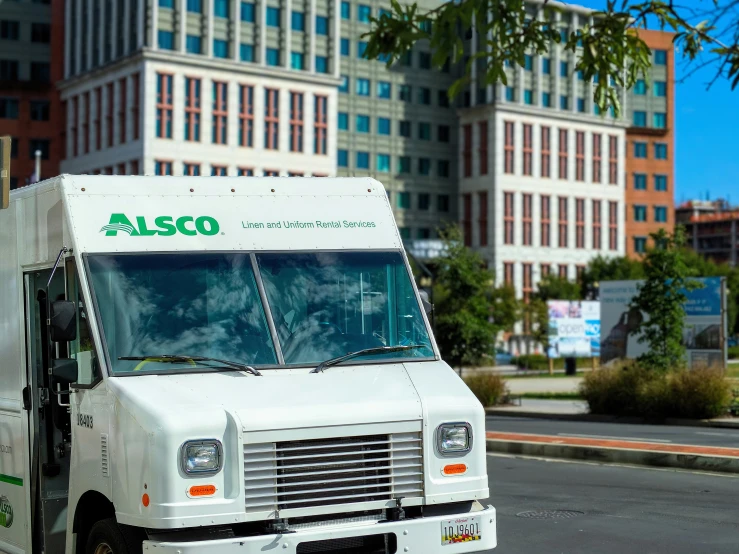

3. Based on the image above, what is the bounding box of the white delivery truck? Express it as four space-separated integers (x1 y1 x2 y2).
0 174 496 554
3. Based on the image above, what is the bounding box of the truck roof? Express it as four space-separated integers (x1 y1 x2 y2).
32 174 402 254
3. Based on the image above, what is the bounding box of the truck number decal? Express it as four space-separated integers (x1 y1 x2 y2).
77 414 93 429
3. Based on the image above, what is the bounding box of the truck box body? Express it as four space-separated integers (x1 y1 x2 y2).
0 175 496 554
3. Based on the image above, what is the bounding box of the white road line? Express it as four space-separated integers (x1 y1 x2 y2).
695 431 734 437
556 433 672 443
486 452 739 478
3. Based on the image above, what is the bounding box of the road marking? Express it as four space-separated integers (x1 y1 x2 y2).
695 431 734 437
557 433 672 443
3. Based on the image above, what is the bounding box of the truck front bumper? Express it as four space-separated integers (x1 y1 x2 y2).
142 503 497 553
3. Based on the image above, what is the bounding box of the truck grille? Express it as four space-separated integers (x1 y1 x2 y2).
243 432 423 514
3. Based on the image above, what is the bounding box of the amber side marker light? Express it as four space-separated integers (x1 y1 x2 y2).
142 494 150 507
442 464 467 476
189 485 217 497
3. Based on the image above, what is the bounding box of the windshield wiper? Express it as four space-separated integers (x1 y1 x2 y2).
118 354 262 376
310 345 426 374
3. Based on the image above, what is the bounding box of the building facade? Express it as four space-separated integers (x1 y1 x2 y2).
336 0 458 240
59 0 341 178
677 199 738 266
623 29 675 256
0 0 63 187
457 1 628 297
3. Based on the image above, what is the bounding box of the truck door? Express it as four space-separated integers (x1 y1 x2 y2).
24 268 72 554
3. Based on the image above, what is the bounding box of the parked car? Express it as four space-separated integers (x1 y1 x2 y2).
495 349 514 365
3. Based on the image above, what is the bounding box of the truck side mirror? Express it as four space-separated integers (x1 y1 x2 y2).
50 300 77 342
52 358 78 385
418 290 434 315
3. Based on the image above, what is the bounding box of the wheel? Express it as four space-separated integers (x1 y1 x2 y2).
86 518 143 554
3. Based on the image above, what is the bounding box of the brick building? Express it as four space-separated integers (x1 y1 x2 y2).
623 29 675 256
0 0 63 187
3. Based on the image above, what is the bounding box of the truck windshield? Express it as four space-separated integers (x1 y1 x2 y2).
256 251 433 365
87 251 433 374
87 253 278 374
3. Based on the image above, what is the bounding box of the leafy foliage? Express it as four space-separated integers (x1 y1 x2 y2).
433 225 518 368
536 275 581 301
629 227 702 371
362 0 739 115
581 364 731 419
581 255 645 294
464 372 508 407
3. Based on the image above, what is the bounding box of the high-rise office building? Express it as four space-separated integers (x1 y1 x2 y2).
59 0 341 177
44 0 673 295
336 0 459 240
0 0 63 187
623 29 675 257
458 2 628 298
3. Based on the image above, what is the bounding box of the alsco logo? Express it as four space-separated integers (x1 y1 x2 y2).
100 214 220 237
0 496 13 528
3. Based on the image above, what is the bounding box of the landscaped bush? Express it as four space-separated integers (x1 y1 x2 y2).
670 368 733 419
511 354 549 370
728 346 739 360
464 373 509 407
580 364 731 420
511 355 594 371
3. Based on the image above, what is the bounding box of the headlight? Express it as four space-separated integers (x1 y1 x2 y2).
180 439 223 476
436 423 472 456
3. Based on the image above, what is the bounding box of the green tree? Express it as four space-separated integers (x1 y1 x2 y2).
490 282 520 335
433 225 506 370
522 297 549 351
581 255 645 295
536 275 581 301
629 227 702 371
363 0 739 115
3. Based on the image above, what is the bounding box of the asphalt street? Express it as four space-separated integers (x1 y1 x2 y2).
486 415 739 448
483 454 739 554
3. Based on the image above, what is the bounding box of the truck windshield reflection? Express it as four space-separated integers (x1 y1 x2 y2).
87 251 433 374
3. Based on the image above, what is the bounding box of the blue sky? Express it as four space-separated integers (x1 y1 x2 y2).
571 0 739 205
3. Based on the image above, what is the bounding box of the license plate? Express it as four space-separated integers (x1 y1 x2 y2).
441 515 482 545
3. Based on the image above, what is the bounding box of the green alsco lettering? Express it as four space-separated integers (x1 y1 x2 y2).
101 214 140 236
176 216 197 236
154 216 177 236
136 216 158 236
100 214 220 236
195 216 219 236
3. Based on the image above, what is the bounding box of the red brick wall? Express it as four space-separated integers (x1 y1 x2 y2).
625 30 675 257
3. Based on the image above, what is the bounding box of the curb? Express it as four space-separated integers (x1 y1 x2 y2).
486 435 739 474
485 408 739 430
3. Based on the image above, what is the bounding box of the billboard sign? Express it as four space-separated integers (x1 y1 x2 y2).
547 300 600 359
599 278 726 369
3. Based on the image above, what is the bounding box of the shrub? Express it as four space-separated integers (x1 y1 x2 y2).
511 354 549 370
670 368 732 419
464 373 508 407
580 365 732 420
728 346 739 360
512 355 593 371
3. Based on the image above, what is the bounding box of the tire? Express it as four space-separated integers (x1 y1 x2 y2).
85 518 144 554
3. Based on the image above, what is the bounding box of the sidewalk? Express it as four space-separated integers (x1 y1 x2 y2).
486 431 739 474
488 398 739 427
505 377 582 394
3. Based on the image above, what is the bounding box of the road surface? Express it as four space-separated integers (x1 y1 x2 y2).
484 454 739 553
486 415 739 448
